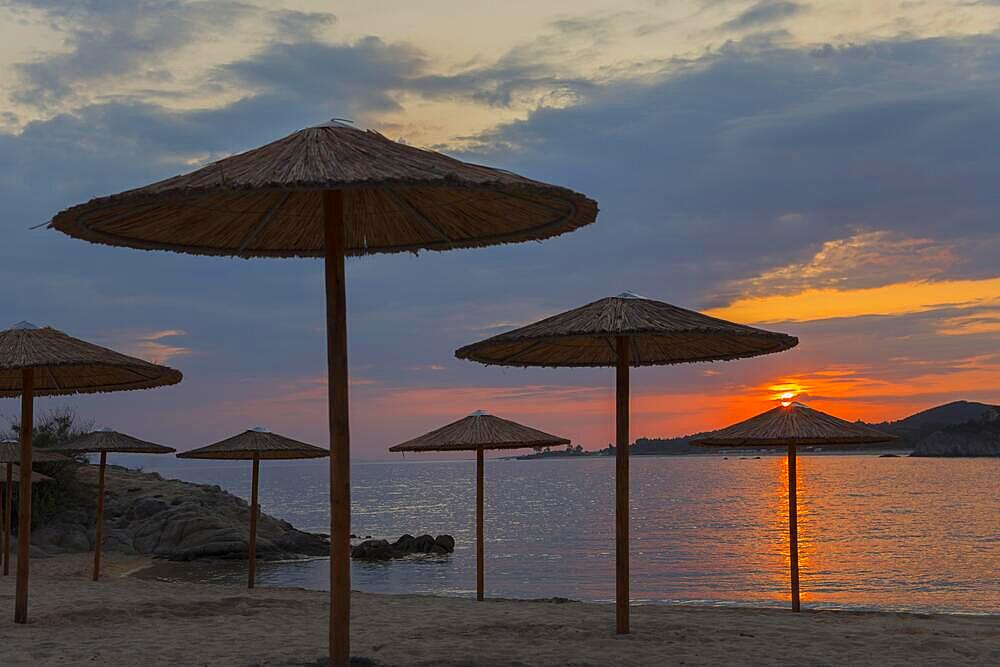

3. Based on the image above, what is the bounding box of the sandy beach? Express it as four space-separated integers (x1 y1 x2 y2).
0 554 996 666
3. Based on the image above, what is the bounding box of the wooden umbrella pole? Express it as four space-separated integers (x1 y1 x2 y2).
15 367 34 624
3 462 10 576
248 453 260 589
92 451 107 581
324 189 351 667
788 444 800 612
476 447 485 601
615 335 630 635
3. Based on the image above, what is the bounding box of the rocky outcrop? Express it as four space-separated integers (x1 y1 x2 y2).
31 465 328 560
911 407 1000 457
351 534 455 560
911 430 1000 457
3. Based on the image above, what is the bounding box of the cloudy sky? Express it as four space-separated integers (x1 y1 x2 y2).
1 0 998 457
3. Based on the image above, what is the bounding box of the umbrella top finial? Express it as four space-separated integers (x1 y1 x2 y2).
11 321 39 330
314 118 356 129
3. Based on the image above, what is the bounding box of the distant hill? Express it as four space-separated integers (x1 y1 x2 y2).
869 400 1000 453
909 405 1000 457
872 400 998 434
629 400 999 457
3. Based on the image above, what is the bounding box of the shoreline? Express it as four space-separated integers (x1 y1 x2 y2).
2 556 998 665
127 553 998 618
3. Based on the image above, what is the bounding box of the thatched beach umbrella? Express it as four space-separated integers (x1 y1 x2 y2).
389 410 569 600
0 321 181 622
48 119 597 665
51 429 175 581
0 440 64 577
692 401 896 611
456 292 798 634
177 427 329 589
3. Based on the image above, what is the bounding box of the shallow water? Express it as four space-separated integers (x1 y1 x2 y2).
137 454 999 614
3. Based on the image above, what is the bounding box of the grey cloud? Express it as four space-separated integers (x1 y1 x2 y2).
219 34 592 112
460 35 1000 304
723 1 803 30
11 0 254 108
218 37 426 115
267 9 337 41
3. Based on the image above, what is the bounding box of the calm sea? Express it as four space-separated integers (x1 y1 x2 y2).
134 454 999 614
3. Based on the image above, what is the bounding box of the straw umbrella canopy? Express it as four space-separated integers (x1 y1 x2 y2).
0 440 64 578
177 427 329 589
48 119 597 666
51 430 175 581
692 401 896 611
0 321 181 622
456 292 798 634
389 411 570 601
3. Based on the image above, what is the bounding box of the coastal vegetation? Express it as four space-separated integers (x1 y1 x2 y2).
4 408 91 527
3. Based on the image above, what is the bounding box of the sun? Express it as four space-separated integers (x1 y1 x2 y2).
779 391 795 407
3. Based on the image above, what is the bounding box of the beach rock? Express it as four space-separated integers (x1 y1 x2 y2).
350 533 456 560
129 497 169 520
411 534 436 552
32 522 91 553
351 539 393 560
391 534 414 554
30 464 329 561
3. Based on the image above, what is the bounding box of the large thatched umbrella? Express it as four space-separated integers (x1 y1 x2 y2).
456 292 798 634
692 401 896 611
0 440 64 577
0 321 181 622
48 119 597 665
389 410 569 600
177 427 329 589
51 429 175 581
